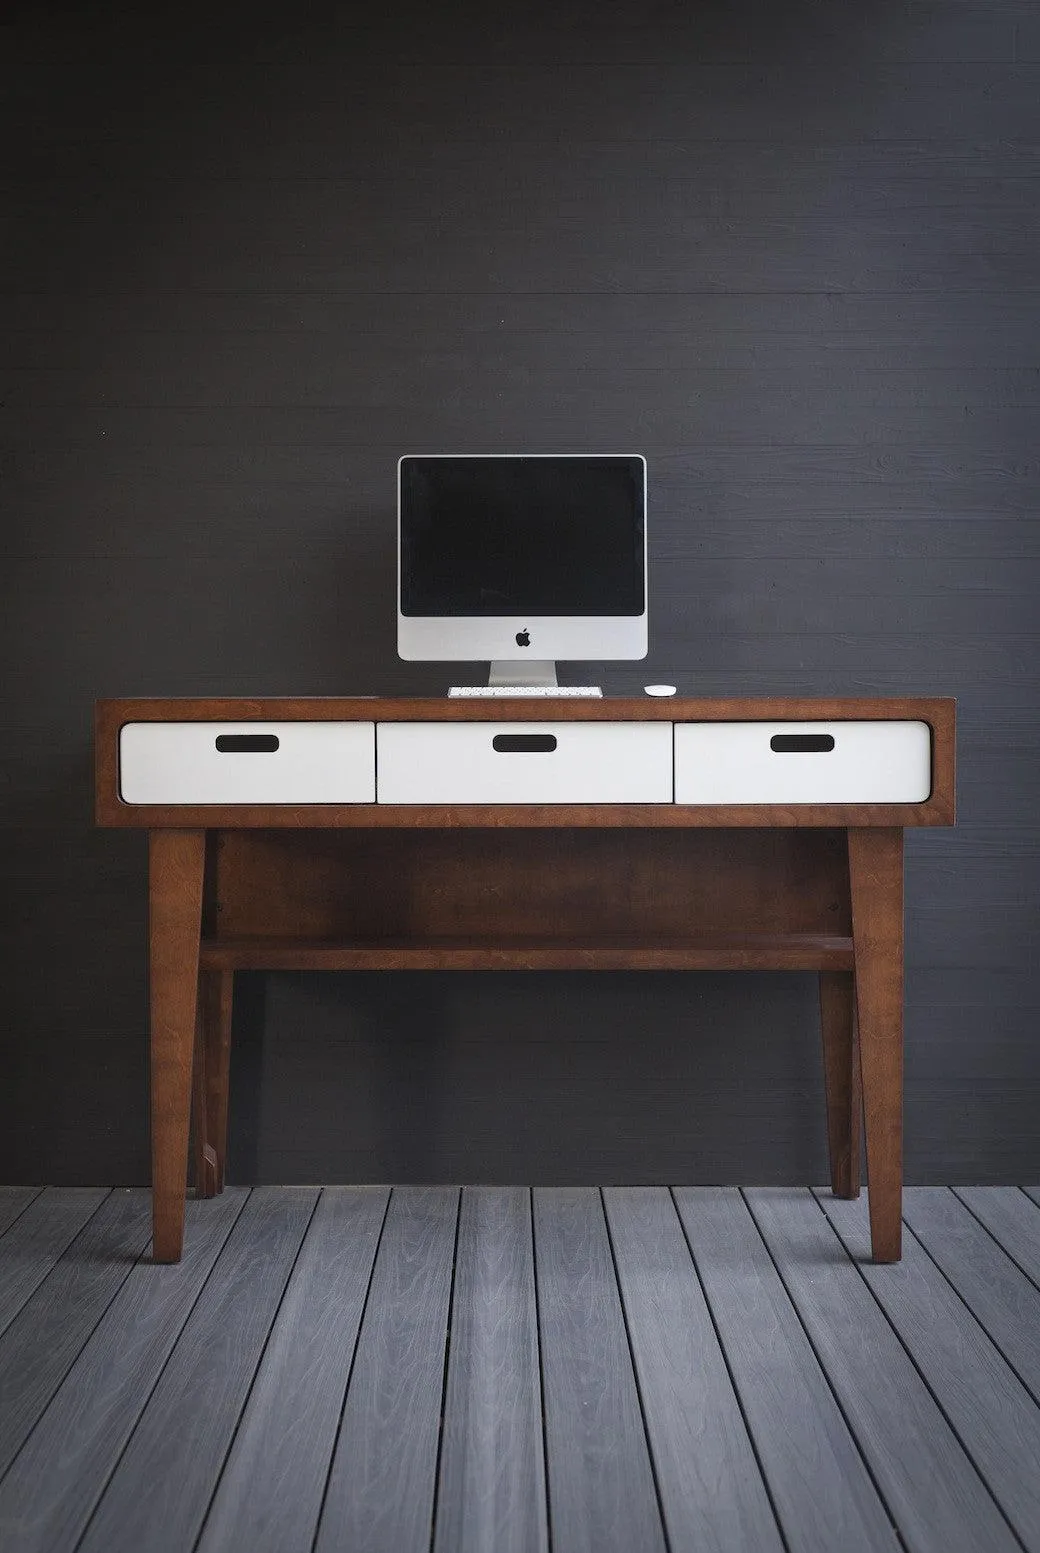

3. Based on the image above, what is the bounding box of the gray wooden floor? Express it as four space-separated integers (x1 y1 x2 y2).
2 1185 1040 1553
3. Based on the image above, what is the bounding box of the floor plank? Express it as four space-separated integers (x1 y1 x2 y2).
954 1186 1040 1288
0 1188 109 1337
604 1186 784 1553
0 1189 247 1553
196 1186 390 1553
0 1188 42 1240
818 1189 1040 1552
534 1187 666 1553
0 1189 152 1479
78 1187 319 1553
315 1186 459 1553
746 1188 1019 1553
434 1188 547 1553
903 1186 1040 1404
1 1183 1039 1553
674 1186 899 1553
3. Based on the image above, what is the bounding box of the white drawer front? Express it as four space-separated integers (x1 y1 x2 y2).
119 722 375 804
377 722 673 804
674 721 931 804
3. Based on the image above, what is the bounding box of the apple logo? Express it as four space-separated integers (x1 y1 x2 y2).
515 629 531 647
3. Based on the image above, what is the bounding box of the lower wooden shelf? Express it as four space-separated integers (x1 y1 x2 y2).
199 933 855 972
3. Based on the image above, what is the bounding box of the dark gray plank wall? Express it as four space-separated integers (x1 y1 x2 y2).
2 0 1038 1184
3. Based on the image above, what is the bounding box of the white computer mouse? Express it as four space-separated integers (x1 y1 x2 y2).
643 684 677 697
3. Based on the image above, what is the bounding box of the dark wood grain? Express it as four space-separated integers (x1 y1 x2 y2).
0 1189 42 1239
315 1187 459 1553
193 968 234 1194
533 1187 666 1553
434 1188 547 1553
0 1189 246 1553
817 1189 1040 1551
211 827 853 943
196 1186 389 1553
78 1187 318 1553
95 696 956 831
848 828 905 1260
819 971 861 1197
149 828 205 1261
0 1188 108 1337
198 934 856 972
0 1189 152 1478
673 1186 899 1553
603 1187 784 1553
746 1187 1020 1553
901 1188 1040 1402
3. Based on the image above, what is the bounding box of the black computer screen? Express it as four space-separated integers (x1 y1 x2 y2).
399 455 645 616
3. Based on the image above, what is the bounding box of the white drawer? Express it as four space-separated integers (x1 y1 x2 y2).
377 722 673 804
119 722 375 804
674 721 931 805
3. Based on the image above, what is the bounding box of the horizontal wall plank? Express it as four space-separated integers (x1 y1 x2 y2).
5 288 1039 350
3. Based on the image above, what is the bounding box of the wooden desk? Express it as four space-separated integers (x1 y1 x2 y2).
95 696 956 1264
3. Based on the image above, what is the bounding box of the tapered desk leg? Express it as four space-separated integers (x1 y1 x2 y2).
150 829 205 1263
819 971 861 1199
848 827 904 1263
194 970 234 1195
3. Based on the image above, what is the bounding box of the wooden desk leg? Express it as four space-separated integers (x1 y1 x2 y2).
819 972 861 1199
194 970 234 1195
848 827 904 1263
150 829 205 1263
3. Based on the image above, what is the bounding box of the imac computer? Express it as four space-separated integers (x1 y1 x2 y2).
397 453 647 695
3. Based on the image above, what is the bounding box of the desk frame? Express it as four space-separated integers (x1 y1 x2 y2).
96 696 956 1264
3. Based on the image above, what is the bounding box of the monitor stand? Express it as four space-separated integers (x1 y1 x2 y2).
489 659 558 688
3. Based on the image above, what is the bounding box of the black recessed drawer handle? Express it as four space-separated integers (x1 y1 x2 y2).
215 734 280 753
770 733 835 754
492 734 558 753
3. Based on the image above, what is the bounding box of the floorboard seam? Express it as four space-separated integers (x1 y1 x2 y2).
530 1189 554 1553
740 1188 910 1553
68 1187 253 1553
668 1186 792 1553
899 1197 1040 1413
427 1187 463 1553
189 1186 325 1553
0 1189 115 1346
2 1223 153 1488
599 1188 671 1553
308 1184 393 1553
806 1190 1029 1553
0 1209 152 1494
949 1188 1040 1300
0 1188 46 1242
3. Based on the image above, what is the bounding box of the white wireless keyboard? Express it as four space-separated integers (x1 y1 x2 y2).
448 685 603 698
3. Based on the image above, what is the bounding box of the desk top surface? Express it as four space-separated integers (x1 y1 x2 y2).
96 693 954 723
